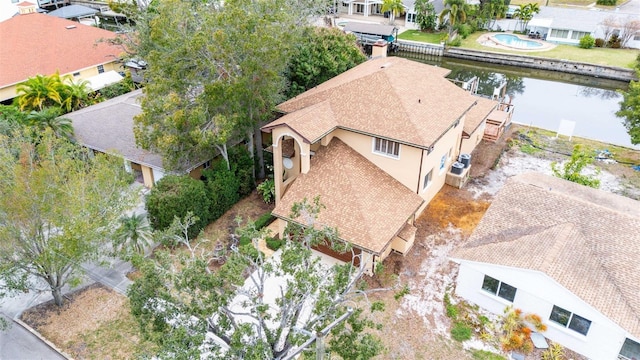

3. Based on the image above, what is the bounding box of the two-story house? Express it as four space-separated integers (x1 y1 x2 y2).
262 56 499 274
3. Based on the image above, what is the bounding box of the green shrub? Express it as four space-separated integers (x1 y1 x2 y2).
257 178 275 203
596 0 616 5
203 162 240 220
594 38 605 47
97 73 137 99
254 212 275 230
229 145 255 197
607 34 621 48
455 24 473 39
579 34 595 49
447 36 462 47
240 243 263 263
145 175 210 238
451 322 472 341
444 292 458 319
472 350 507 360
266 237 284 251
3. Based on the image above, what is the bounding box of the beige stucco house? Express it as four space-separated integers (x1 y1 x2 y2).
262 57 501 274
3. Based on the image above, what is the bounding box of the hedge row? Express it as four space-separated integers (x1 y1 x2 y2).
146 146 255 238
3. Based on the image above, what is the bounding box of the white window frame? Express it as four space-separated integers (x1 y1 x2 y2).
422 168 433 191
97 64 105 74
372 137 400 159
549 305 591 336
481 275 517 302
439 153 447 173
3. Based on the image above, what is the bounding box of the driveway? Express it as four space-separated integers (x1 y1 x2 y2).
0 291 66 360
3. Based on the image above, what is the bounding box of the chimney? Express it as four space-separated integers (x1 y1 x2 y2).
17 1 38 14
372 39 388 59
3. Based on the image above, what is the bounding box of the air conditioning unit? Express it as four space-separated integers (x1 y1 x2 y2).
458 153 471 168
451 162 464 175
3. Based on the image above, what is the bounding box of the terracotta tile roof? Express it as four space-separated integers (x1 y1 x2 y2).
272 137 424 253
0 13 120 88
264 57 478 148
464 96 496 135
452 172 640 339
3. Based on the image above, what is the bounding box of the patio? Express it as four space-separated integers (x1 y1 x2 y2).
476 33 556 52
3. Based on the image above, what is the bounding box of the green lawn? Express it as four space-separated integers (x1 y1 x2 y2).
457 32 639 69
397 29 639 69
398 30 447 43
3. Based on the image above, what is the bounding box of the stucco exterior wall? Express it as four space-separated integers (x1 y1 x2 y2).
461 121 486 156
141 165 154 188
1 61 121 102
330 129 424 192
455 261 632 360
418 122 463 204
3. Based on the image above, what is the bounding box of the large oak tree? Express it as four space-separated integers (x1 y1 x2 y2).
0 130 135 306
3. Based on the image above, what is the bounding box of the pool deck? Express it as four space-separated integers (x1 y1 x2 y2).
477 33 556 52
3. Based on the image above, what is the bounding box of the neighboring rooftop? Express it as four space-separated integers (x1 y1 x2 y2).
531 7 639 32
452 172 640 339
265 57 478 149
0 13 119 89
47 4 98 19
272 137 424 254
463 96 497 135
66 90 165 170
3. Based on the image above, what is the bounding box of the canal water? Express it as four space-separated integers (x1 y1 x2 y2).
396 53 638 149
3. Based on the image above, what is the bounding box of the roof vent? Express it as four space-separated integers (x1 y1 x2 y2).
380 62 392 68
65 25 77 29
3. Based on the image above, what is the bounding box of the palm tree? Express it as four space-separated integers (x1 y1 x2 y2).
25 107 74 139
113 213 153 256
15 73 66 111
60 79 92 112
514 3 539 32
439 0 470 35
381 0 404 25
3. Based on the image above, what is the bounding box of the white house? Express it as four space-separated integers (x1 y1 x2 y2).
451 172 640 360
528 7 640 49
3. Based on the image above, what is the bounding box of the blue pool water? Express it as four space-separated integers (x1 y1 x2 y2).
494 34 543 49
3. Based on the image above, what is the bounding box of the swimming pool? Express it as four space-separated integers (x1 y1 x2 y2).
493 34 543 49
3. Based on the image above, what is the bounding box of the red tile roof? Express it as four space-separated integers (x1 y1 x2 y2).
0 13 120 88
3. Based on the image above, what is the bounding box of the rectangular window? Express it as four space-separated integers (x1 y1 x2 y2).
355 4 364 13
439 153 447 171
202 160 212 169
481 275 517 302
73 72 80 76
550 29 570 39
634 33 640 41
549 305 591 336
97 65 105 74
423 169 433 190
373 138 400 158
571 31 589 40
407 13 416 23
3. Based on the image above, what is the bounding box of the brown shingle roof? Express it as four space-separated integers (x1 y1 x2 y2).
452 173 640 339
0 13 120 88
273 137 424 253
464 97 496 135
263 57 478 148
